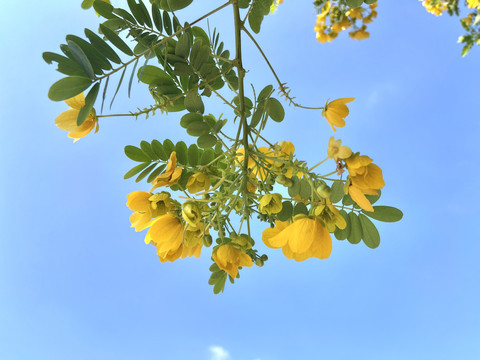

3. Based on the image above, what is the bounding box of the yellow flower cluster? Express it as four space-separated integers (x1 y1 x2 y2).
314 1 378 43
421 0 448 16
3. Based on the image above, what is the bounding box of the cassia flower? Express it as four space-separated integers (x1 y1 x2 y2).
327 136 352 161
145 214 202 263
212 244 253 278
151 152 182 191
322 98 355 132
55 93 99 142
126 191 171 231
186 172 210 194
258 193 283 215
345 155 385 212
262 217 332 261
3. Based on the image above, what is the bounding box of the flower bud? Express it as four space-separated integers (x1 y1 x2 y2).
181 201 202 228
316 182 332 199
203 234 213 247
255 258 264 267
259 193 283 215
276 175 293 187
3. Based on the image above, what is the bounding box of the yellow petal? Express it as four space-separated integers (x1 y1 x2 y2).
65 93 85 110
349 186 374 212
285 218 316 253
55 109 81 131
262 221 289 248
126 191 151 212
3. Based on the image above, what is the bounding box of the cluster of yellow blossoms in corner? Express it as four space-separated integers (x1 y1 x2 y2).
421 0 448 16
314 1 378 43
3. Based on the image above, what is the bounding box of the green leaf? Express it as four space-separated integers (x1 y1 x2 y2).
163 11 172 35
136 163 157 183
124 162 150 180
151 3 163 31
140 141 158 160
267 98 285 122
175 141 188 165
293 203 308 216
180 112 203 129
151 140 168 160
112 8 137 24
67 40 95 79
258 85 273 101
93 0 114 18
82 0 95 9
48 76 93 101
299 178 311 199
343 193 354 206
175 34 191 59
84 29 121 64
188 144 199 166
364 0 377 4
200 149 215 166
125 145 151 162
163 139 175 157
334 210 350 240
287 176 301 197
192 26 210 46
359 214 381 249
184 92 205 114
100 24 133 56
187 121 210 137
137 65 175 86
66 35 112 72
346 0 364 8
277 201 293 221
248 0 273 33
43 52 88 77
197 134 217 149
137 0 153 28
77 82 99 125
147 164 167 183
157 0 193 11
347 212 362 244
362 206 403 223
213 271 227 294
127 0 146 25
330 181 344 203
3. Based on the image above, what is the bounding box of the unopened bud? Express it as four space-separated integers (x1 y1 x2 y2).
255 258 264 267
203 234 213 247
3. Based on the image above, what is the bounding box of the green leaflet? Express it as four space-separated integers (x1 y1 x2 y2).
77 82 99 125
48 76 93 102
359 214 381 249
125 145 151 162
362 206 403 222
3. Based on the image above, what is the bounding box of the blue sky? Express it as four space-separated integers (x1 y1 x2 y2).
1 1 480 359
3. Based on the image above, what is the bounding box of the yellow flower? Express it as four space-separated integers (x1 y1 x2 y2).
151 152 183 191
126 191 171 231
258 193 283 215
186 172 210 194
349 26 370 40
327 136 352 161
468 0 479 8
212 244 253 278
331 18 351 33
421 0 447 16
346 8 363 19
322 98 355 132
316 1 331 24
145 214 202 263
345 155 385 212
262 217 332 261
55 93 99 142
313 200 347 232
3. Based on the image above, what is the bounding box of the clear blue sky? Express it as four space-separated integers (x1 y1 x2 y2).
1 1 479 359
